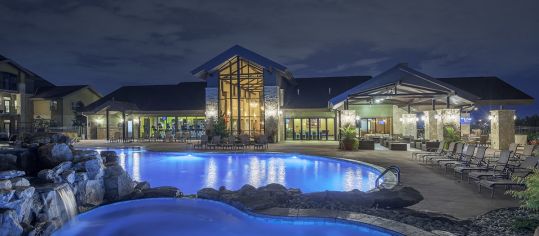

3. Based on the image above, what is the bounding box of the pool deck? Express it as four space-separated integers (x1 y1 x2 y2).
74 140 520 219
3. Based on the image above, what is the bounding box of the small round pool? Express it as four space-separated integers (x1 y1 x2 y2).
94 148 383 193
54 198 400 236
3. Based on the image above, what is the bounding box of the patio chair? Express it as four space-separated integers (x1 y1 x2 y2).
222 136 235 150
254 135 268 150
477 156 539 198
412 141 444 161
438 144 476 174
194 135 208 149
453 146 488 179
207 136 221 150
514 144 536 160
466 149 512 183
420 142 457 164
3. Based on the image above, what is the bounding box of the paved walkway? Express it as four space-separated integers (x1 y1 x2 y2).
74 140 519 219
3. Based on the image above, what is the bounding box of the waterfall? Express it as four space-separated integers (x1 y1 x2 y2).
56 185 78 221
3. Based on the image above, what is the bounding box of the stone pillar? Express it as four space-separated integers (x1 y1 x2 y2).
17 72 27 135
423 110 438 140
340 110 357 128
460 113 471 138
392 105 406 135
401 114 417 138
264 86 280 142
205 87 218 120
435 109 461 141
490 110 515 150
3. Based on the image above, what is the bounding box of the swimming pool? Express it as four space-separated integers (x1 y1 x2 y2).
95 148 383 194
54 198 400 236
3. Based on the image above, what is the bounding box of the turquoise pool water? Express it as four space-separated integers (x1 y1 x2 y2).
94 148 383 194
54 198 400 236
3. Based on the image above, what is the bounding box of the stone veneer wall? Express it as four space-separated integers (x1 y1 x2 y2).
392 106 406 135
436 109 460 141
341 110 357 127
401 114 418 138
205 87 218 120
423 110 437 140
264 86 280 142
460 113 471 138
490 110 515 150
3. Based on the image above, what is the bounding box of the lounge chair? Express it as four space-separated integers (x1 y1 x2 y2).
207 136 221 150
467 150 512 182
194 135 208 149
514 144 536 160
254 135 268 150
428 143 465 166
438 145 476 173
453 146 488 179
477 156 539 198
421 142 456 164
222 136 236 150
412 141 444 160
235 134 250 150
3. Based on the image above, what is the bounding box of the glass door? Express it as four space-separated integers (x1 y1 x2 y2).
310 118 319 140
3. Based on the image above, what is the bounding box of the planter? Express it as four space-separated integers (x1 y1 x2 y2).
342 138 358 150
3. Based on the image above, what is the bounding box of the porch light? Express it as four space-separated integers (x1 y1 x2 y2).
420 116 426 121
488 115 493 120
95 118 104 124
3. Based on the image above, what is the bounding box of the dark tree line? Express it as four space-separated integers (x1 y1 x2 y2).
516 115 539 127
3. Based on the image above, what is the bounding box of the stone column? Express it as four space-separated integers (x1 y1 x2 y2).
490 110 515 150
435 109 461 141
264 86 280 142
205 87 218 120
401 114 417 138
423 110 438 140
460 113 471 138
340 110 357 128
392 105 405 135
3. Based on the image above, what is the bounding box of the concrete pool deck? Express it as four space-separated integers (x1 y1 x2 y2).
74 140 520 219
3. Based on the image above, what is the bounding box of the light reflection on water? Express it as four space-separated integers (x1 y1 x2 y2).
96 148 381 194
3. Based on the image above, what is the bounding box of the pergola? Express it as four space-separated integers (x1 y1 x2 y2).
83 99 139 141
329 64 479 112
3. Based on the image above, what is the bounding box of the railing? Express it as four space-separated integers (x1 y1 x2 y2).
375 165 401 189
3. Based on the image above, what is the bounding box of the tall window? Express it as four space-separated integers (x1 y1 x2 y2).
218 57 264 136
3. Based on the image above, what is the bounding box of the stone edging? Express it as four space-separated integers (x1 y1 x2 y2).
251 207 435 236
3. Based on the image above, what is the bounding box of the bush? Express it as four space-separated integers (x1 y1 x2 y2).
443 125 460 149
508 170 539 210
340 125 358 150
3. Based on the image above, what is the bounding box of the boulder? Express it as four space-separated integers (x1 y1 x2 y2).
37 169 55 183
10 177 30 188
103 165 134 201
0 154 18 171
14 186 35 200
75 179 104 207
134 181 150 191
52 161 72 176
72 150 101 163
0 180 12 190
100 151 118 165
38 143 73 168
0 170 25 180
60 170 75 185
197 188 219 199
74 158 104 180
369 187 424 209
0 189 15 203
138 186 182 199
17 148 39 175
0 209 23 236
50 133 70 144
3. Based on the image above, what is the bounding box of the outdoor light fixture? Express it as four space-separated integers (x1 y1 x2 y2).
95 118 104 124
488 115 493 120
420 116 426 121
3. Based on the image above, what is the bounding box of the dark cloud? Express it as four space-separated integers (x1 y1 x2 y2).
0 0 538 114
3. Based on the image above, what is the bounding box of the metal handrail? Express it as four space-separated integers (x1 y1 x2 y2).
375 165 400 189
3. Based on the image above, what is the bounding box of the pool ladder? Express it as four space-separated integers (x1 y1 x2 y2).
374 165 401 189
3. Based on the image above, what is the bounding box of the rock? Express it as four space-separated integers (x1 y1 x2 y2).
0 154 18 171
74 158 104 180
197 188 219 199
0 209 23 236
73 150 100 163
431 230 457 236
76 179 104 206
52 161 72 176
10 177 30 187
37 169 56 183
17 148 39 176
138 186 182 199
100 151 119 165
238 184 256 195
0 170 25 180
50 133 70 144
0 189 15 203
38 143 73 168
75 172 88 182
14 186 35 199
103 165 134 201
60 170 76 184
0 180 12 190
369 187 424 209
135 181 150 191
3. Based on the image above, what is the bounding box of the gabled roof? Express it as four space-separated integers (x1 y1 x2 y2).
284 76 371 109
191 45 287 77
329 64 480 108
84 82 206 113
0 53 55 89
437 77 534 105
33 85 97 99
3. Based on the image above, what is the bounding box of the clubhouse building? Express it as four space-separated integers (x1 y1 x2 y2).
83 45 533 148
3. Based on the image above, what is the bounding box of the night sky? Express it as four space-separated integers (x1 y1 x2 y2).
1 1 538 115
